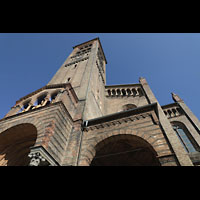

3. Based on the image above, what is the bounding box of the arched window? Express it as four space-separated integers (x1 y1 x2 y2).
112 89 116 96
50 91 59 103
23 101 30 110
32 93 48 109
107 89 111 96
18 100 31 113
122 104 137 111
121 89 126 96
172 122 199 153
37 93 47 105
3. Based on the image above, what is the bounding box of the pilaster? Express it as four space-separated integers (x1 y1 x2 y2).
61 119 83 166
172 92 200 134
139 77 193 166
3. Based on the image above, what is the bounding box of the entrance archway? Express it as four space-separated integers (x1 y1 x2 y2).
0 123 37 166
90 134 160 166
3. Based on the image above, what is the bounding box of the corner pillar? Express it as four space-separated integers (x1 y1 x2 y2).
139 77 193 166
172 92 200 134
4 104 22 118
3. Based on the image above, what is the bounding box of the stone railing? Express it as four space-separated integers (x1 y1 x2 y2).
162 104 183 119
105 84 144 98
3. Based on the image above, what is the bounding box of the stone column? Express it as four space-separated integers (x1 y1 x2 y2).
139 77 193 166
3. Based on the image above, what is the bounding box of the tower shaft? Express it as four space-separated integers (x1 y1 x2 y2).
48 38 107 120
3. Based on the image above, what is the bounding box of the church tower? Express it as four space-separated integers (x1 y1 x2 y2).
1 37 200 166
48 38 107 121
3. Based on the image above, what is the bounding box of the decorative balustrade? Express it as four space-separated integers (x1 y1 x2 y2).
105 84 144 98
162 104 183 119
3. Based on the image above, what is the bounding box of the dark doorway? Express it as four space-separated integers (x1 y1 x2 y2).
90 134 160 166
0 123 37 166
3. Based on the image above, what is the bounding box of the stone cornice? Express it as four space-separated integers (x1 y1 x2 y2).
105 83 141 88
84 112 154 132
161 102 178 109
83 103 158 131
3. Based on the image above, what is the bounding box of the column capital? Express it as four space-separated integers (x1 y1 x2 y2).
28 152 47 166
28 146 59 166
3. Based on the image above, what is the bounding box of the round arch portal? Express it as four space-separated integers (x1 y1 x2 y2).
0 123 37 166
90 134 161 166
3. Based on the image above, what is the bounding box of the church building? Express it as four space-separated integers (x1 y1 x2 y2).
1 38 200 166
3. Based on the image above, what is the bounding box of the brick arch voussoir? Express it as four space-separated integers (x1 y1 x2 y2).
79 130 119 166
80 128 144 166
0 118 40 136
80 148 96 166
93 128 139 148
136 130 159 155
136 130 151 144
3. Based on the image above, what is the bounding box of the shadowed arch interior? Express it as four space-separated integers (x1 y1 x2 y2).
0 123 37 166
90 134 160 166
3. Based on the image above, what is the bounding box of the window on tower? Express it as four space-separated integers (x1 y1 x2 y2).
37 93 47 105
50 91 59 103
18 100 31 113
23 101 30 110
122 104 137 111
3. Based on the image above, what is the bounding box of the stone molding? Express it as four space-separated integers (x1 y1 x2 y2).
83 103 158 131
84 113 153 132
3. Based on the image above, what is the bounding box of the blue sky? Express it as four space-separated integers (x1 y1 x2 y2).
0 33 200 120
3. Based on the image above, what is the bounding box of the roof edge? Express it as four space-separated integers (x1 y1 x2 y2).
105 83 141 88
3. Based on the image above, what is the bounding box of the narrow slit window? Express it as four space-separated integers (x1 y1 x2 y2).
172 122 199 153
